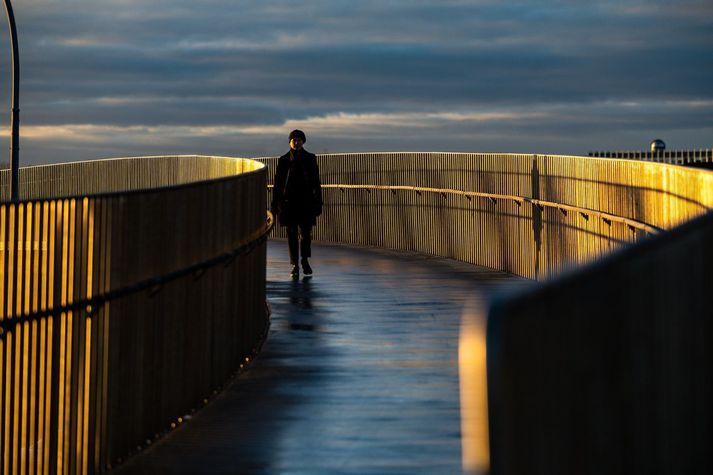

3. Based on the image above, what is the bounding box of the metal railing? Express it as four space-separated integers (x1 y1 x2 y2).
487 208 713 475
271 183 662 235
0 156 270 473
589 148 713 166
259 151 713 473
0 155 264 201
258 152 713 279
3 151 711 473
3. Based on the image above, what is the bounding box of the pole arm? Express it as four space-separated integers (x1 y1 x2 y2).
3 0 19 202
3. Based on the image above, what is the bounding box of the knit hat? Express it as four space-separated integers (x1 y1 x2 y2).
288 129 306 143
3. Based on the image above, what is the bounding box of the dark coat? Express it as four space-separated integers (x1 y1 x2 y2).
271 149 323 227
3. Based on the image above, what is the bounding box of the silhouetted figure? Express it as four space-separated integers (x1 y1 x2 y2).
271 129 323 278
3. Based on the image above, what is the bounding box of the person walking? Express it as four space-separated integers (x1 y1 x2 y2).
271 129 323 278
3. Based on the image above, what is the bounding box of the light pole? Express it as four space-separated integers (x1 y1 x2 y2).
3 0 19 202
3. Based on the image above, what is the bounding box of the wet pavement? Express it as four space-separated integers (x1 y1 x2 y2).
116 241 528 474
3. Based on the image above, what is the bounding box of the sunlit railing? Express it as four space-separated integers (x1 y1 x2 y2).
258 152 713 279
259 151 713 474
0 156 270 473
4 151 711 473
262 151 713 474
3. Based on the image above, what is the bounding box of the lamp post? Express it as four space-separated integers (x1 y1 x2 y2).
3 0 19 202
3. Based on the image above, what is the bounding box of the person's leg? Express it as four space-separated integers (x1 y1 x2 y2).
300 224 313 274
299 224 312 258
286 225 300 276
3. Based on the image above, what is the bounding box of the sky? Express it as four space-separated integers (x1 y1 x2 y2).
0 0 711 165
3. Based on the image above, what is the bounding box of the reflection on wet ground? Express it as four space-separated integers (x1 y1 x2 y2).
117 241 529 475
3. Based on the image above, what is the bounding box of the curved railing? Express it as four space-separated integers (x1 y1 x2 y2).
0 156 270 473
259 151 713 473
486 206 713 475
3 152 711 473
258 152 713 279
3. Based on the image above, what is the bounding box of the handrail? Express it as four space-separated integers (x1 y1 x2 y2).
268 183 662 235
0 211 274 330
526 198 661 235
1 155 265 203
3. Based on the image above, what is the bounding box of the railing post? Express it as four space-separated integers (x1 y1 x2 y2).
3 0 20 201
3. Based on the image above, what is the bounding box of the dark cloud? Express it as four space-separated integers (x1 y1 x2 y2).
0 0 709 164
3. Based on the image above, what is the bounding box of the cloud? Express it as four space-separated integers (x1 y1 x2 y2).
0 0 709 164
9 99 711 164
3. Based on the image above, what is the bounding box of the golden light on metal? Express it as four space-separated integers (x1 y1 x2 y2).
259 151 713 472
459 301 490 475
261 152 712 279
2 151 713 472
0 156 270 473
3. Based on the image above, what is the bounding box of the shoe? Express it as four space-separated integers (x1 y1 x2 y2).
290 265 299 278
301 258 313 276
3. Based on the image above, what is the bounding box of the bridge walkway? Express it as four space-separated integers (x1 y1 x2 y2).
116 241 528 474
